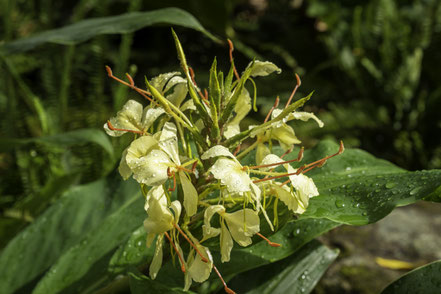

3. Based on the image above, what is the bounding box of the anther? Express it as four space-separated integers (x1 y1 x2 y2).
257 232 281 247
106 120 144 135
227 39 240 81
213 264 236 294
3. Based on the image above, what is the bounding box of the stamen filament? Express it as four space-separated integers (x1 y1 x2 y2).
227 39 240 81
264 96 280 123
285 73 301 108
173 223 209 263
257 232 281 247
233 144 241 156
213 264 236 294
106 121 144 135
164 232 186 273
247 147 304 170
253 166 305 183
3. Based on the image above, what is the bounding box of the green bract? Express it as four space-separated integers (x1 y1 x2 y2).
102 30 331 293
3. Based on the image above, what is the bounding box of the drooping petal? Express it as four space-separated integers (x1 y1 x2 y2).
170 200 182 222
141 107 166 131
179 171 198 216
159 122 180 165
188 245 213 283
220 221 234 263
287 111 324 127
144 185 168 212
224 209 260 247
245 60 282 77
289 173 319 208
272 183 303 213
104 100 143 136
144 193 174 235
272 124 301 150
128 149 171 186
201 145 237 162
209 158 252 194
149 234 164 279
118 148 132 180
202 205 225 240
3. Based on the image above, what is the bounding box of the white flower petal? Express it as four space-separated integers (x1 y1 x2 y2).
118 148 132 180
170 200 182 222
202 205 225 240
201 145 237 161
149 235 164 279
220 222 234 263
272 124 301 150
104 100 143 136
209 158 251 194
288 111 324 127
246 60 282 77
128 149 171 185
151 72 181 93
141 107 166 130
181 99 196 112
179 171 198 216
224 209 260 247
223 123 240 139
159 122 180 165
144 185 167 212
188 246 213 283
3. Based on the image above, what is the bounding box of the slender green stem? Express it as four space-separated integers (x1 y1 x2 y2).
236 141 258 160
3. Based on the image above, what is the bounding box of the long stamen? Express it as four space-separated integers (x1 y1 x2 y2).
168 171 177 192
302 140 344 170
247 147 304 170
253 166 305 183
164 232 186 273
264 96 280 123
285 73 301 108
233 144 241 156
106 121 144 135
213 264 236 294
227 39 240 81
105 66 157 105
256 232 281 247
173 223 209 263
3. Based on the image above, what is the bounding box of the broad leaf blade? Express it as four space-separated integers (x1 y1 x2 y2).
0 174 139 294
381 260 441 294
228 240 338 294
0 8 219 55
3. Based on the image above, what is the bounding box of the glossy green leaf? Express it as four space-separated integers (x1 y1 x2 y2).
277 140 441 225
381 260 441 294
228 240 338 294
0 128 114 157
32 187 144 294
0 8 219 55
0 174 139 294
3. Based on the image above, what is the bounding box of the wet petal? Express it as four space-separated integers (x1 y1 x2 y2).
224 209 260 247
209 158 251 194
202 205 225 240
104 100 143 136
141 107 166 130
220 222 234 263
287 111 324 127
246 60 282 77
272 124 301 150
179 171 198 216
159 122 180 165
128 149 171 186
188 245 213 283
201 145 237 161
118 148 132 180
144 193 174 235
170 200 182 221
149 235 164 279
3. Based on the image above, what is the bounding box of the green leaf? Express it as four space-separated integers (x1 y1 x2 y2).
108 226 154 275
0 174 139 294
0 8 219 55
129 268 195 294
32 187 144 294
280 140 441 225
381 260 441 294
228 240 338 294
0 128 114 157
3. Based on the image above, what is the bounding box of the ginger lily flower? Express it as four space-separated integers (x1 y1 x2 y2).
202 205 260 262
260 154 319 214
104 99 165 136
143 186 182 279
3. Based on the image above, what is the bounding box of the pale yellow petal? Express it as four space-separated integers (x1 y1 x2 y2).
246 60 282 77
104 100 143 136
272 124 301 150
288 111 324 127
188 246 213 283
118 148 132 180
128 149 171 185
201 145 237 161
144 195 174 235
179 171 198 216
170 200 182 221
220 221 234 263
159 122 180 165
209 158 251 194
256 142 271 165
149 235 164 279
141 107 166 130
224 209 260 246
202 205 225 240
